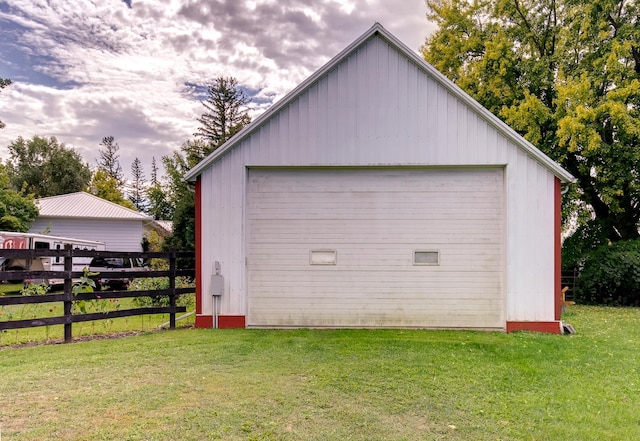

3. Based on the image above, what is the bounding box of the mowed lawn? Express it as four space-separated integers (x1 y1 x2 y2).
1 306 639 441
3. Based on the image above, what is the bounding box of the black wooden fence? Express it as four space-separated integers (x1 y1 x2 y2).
0 248 195 342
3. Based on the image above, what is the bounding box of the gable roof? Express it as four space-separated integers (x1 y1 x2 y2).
36 192 152 220
184 23 574 183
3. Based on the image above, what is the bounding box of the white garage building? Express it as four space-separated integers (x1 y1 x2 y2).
185 23 574 333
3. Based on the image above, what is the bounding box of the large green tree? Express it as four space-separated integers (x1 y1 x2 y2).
195 76 251 149
0 77 11 129
88 168 136 210
6 136 92 198
162 140 210 251
0 163 38 232
422 0 640 243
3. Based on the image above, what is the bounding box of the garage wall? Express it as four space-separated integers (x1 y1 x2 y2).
197 34 557 326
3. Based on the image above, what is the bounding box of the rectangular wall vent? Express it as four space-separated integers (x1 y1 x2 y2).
414 250 439 265
310 250 337 265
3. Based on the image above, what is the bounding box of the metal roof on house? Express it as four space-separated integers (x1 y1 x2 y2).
36 192 152 220
184 22 575 184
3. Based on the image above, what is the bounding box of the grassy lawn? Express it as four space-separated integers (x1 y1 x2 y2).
0 289 195 346
0 305 639 440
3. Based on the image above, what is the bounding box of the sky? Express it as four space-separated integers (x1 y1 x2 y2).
0 0 435 180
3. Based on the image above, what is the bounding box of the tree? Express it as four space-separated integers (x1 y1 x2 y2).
129 157 146 211
98 136 125 188
0 162 39 232
145 157 172 220
162 139 219 251
0 77 11 129
195 76 251 149
89 168 136 210
421 0 640 244
6 136 91 198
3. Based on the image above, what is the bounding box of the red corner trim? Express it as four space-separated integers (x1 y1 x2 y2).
195 315 213 329
506 321 562 334
195 177 202 316
218 316 246 329
554 177 562 321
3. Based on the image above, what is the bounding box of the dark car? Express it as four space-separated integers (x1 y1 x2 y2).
89 257 149 289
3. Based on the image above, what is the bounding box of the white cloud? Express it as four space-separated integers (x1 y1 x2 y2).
0 0 435 178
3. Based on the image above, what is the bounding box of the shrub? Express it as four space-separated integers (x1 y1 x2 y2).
129 276 195 309
574 238 640 306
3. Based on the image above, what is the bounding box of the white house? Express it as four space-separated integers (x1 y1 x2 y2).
30 192 160 252
184 23 575 333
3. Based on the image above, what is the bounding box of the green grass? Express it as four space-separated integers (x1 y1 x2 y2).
0 305 639 440
0 296 195 346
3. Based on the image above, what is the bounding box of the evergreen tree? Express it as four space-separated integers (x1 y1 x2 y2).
129 157 146 211
145 157 172 220
98 136 125 188
195 76 251 150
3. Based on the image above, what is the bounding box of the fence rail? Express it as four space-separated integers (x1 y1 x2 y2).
0 247 195 342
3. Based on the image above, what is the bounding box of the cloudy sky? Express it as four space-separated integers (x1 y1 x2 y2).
0 0 435 180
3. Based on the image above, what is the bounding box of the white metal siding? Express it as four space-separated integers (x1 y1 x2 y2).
246 168 504 328
197 33 558 325
29 218 145 252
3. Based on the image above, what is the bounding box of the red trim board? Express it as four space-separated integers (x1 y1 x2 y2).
218 316 246 329
507 321 562 334
554 177 562 321
195 177 204 327
195 315 213 329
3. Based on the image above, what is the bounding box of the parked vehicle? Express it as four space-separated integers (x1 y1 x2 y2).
88 256 149 289
0 231 106 285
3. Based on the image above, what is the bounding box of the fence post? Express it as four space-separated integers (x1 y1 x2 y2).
169 250 176 330
63 244 73 342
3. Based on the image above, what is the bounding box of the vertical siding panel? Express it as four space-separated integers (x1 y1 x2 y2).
336 60 349 163
288 98 299 164
436 90 448 163
396 52 409 162
327 68 339 163
371 38 383 157
317 77 329 162
346 52 358 163
464 110 477 164
445 96 458 164
280 106 290 164
406 61 419 162
386 42 400 162
454 99 467 164
486 122 498 163
357 42 369 160
298 93 309 165
307 83 318 163
425 75 438 162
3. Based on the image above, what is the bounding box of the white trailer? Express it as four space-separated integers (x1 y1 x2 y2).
0 231 106 285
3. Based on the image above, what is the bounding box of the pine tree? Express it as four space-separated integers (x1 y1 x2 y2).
129 157 146 211
98 136 125 188
195 77 251 150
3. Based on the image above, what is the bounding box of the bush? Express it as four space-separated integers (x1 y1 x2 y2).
574 238 640 306
129 277 195 309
